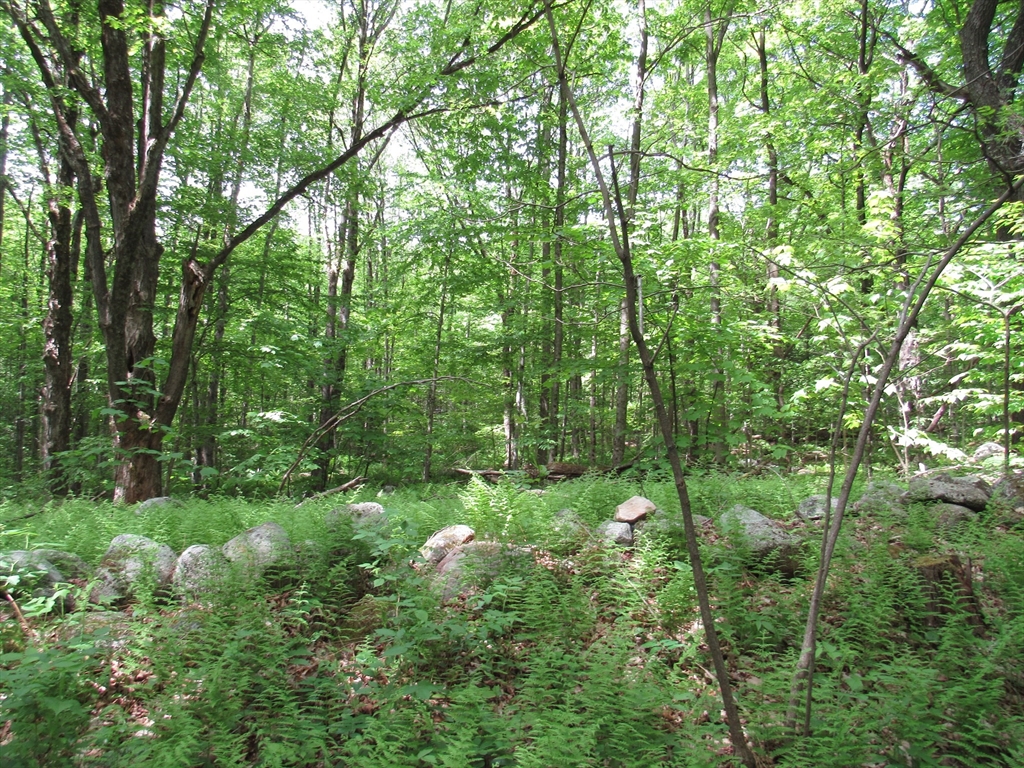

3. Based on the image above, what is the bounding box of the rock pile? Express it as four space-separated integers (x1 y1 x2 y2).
2 500 385 611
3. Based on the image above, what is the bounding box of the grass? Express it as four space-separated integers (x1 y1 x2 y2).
1 471 1022 767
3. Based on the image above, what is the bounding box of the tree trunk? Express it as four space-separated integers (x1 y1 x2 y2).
0 81 9 274
40 170 78 497
705 5 732 464
611 295 630 466
423 251 451 482
545 2 756 762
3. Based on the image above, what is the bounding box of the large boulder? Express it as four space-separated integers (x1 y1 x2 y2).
90 534 177 605
30 549 91 581
719 505 801 570
904 473 991 512
614 496 656 524
420 525 475 565
795 494 838 523
222 522 293 577
990 472 1024 525
550 508 588 545
435 541 533 601
172 545 231 594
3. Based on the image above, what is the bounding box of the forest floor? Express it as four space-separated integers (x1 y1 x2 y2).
1 470 1022 767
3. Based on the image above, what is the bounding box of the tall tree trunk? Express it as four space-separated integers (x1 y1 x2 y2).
196 28 260 487
705 4 732 464
40 162 78 497
14 209 31 482
755 28 785 421
423 250 451 482
611 295 630 466
0 81 10 275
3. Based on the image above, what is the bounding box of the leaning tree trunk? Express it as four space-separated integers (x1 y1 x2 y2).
545 2 756 764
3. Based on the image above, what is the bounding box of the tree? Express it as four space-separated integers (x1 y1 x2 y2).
2 0 552 501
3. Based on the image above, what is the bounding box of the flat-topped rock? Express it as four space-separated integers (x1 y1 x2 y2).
615 496 656 524
904 473 991 512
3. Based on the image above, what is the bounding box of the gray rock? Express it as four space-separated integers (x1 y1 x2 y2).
172 545 231 594
973 442 1005 461
91 534 177 605
30 549 92 580
435 541 533 601
933 503 977 532
615 495 656 524
325 502 387 530
851 481 906 517
134 496 180 515
634 514 713 543
990 473 1024 524
2 550 78 612
719 505 801 568
596 520 633 547
420 524 475 565
795 494 838 522
4 550 66 584
904 473 991 512
551 508 588 538
222 522 293 576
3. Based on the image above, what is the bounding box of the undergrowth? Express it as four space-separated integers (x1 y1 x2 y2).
1 473 1021 766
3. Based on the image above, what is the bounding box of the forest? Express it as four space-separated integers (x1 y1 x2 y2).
0 0 1023 766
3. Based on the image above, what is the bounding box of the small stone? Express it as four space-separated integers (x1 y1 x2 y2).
615 496 656 524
